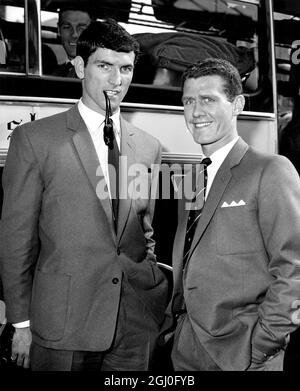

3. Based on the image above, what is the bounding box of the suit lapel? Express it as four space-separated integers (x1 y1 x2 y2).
187 138 249 261
117 117 135 242
68 104 116 240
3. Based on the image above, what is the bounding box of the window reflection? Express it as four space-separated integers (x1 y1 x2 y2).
0 3 25 73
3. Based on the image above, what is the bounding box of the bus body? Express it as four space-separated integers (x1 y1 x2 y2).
0 0 279 262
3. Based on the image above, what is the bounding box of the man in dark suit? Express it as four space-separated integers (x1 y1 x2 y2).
52 7 92 78
0 19 168 371
162 58 300 371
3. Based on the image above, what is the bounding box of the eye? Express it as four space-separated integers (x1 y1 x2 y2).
77 25 88 34
202 97 214 104
61 24 72 31
182 98 194 106
98 63 111 71
121 65 133 74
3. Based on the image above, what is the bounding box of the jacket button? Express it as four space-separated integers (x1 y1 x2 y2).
112 278 119 284
117 248 121 255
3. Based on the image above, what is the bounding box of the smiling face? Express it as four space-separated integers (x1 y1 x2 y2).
182 75 244 155
58 10 91 60
75 47 135 115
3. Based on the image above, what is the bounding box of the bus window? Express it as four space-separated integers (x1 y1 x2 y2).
124 0 271 113
40 1 132 77
34 0 273 113
0 2 25 73
41 9 63 75
0 0 278 162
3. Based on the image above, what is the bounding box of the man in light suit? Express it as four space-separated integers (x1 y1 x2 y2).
163 58 300 371
0 19 168 371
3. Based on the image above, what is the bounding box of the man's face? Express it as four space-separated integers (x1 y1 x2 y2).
76 47 135 115
182 75 243 155
59 10 91 60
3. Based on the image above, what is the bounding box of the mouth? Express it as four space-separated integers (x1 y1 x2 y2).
193 121 213 129
104 90 121 98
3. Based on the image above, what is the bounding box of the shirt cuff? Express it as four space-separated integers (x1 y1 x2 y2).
13 320 30 328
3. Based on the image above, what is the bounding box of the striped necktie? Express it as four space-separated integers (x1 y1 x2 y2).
182 157 212 266
104 118 119 232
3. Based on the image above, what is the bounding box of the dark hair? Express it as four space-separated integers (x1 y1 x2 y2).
182 58 243 102
58 7 93 26
76 19 140 65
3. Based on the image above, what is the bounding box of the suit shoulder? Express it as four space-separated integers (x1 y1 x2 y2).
124 119 161 149
246 147 299 177
13 109 69 138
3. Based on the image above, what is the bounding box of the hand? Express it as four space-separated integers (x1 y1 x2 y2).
11 327 32 369
251 346 268 365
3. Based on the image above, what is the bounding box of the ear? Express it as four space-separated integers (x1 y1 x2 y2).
232 95 245 116
74 56 85 79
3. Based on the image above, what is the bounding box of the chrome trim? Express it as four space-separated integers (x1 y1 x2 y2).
27 0 41 75
0 95 78 105
0 71 27 76
161 153 201 164
267 0 278 148
25 0 29 74
0 95 277 119
36 0 42 76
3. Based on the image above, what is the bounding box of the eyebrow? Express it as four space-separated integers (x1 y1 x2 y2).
92 60 133 68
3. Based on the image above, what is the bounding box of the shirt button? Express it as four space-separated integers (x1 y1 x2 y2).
112 278 119 284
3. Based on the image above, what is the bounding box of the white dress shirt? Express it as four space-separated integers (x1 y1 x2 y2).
14 100 121 329
78 98 121 198
205 136 239 199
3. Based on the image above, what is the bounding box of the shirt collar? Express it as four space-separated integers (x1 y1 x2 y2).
207 136 239 166
78 98 121 136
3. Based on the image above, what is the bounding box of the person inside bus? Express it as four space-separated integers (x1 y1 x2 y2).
161 58 300 371
51 6 93 77
279 95 300 176
0 19 168 371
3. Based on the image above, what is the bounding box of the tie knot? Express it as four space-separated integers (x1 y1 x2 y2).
201 157 212 167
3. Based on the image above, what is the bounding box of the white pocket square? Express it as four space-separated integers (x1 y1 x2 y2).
221 200 246 208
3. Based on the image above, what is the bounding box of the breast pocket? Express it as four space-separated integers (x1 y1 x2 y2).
216 204 264 255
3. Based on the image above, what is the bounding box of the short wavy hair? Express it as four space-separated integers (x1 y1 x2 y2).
182 58 243 102
76 19 140 65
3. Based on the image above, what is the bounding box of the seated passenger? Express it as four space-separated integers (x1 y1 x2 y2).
42 44 58 75
279 96 300 175
52 7 93 77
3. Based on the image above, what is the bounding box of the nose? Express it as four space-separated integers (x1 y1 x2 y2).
71 28 80 39
109 68 122 86
193 100 205 117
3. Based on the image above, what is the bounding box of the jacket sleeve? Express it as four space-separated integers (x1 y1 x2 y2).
0 125 43 323
251 155 300 357
143 139 162 261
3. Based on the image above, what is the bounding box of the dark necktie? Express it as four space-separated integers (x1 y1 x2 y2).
182 157 212 267
104 118 119 231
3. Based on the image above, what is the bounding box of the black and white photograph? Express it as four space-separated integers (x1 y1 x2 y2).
0 0 300 386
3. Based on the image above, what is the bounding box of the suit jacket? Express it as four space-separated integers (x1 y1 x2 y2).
0 104 168 351
163 138 300 370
